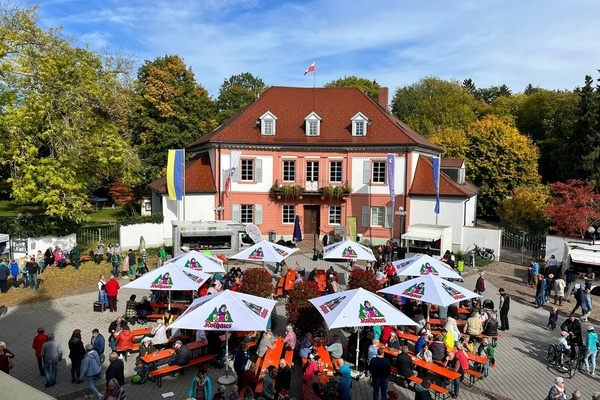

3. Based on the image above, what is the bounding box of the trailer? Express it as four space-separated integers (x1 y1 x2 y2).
172 220 253 257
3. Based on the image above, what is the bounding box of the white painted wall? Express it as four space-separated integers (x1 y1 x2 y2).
461 226 501 257
351 156 406 196
161 194 215 242
120 223 164 249
410 197 466 245
222 154 274 194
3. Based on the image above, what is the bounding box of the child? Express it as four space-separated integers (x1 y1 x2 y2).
547 307 559 330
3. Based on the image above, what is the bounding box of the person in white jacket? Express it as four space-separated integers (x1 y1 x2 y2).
151 320 168 349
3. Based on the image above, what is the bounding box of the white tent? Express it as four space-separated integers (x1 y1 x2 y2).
0 371 56 400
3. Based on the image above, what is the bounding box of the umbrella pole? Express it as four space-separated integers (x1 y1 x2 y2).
168 290 171 311
218 330 236 385
355 327 361 372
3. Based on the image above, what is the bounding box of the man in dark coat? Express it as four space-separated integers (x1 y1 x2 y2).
106 352 125 387
168 340 191 366
368 348 391 400
396 345 416 387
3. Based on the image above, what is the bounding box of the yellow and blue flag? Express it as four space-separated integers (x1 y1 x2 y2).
167 149 184 200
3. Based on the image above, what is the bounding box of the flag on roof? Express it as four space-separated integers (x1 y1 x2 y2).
304 61 316 76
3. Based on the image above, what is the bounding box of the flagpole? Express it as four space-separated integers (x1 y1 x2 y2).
182 148 186 221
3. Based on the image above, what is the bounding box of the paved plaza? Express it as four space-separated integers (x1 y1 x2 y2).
1 252 598 400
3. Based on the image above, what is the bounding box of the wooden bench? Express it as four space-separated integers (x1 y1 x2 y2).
389 366 450 400
273 276 286 298
464 368 483 386
116 343 141 362
149 354 214 387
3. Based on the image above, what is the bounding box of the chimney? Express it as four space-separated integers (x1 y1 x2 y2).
378 87 389 111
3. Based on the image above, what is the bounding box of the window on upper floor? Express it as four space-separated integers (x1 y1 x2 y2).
351 112 369 137
240 204 254 223
241 159 254 181
372 161 386 184
282 205 295 224
305 112 321 136
283 160 296 182
259 111 277 136
329 205 341 225
329 161 342 183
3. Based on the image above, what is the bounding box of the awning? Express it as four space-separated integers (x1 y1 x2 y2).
569 248 600 266
401 231 441 242
0 234 8 243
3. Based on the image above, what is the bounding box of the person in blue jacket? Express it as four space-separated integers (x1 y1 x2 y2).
10 259 19 289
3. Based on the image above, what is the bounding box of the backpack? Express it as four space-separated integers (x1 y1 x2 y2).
131 368 148 384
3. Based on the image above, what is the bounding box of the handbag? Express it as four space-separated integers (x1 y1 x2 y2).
7 357 14 370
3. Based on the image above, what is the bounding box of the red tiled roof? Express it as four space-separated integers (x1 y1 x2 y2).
441 158 464 168
189 86 440 150
410 156 478 197
148 153 216 194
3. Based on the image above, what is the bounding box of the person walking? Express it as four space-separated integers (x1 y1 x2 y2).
584 325 598 376
32 327 49 376
41 333 62 387
570 285 584 315
80 344 102 399
368 348 391 400
9 258 19 290
68 329 86 384
564 265 578 302
27 256 40 291
499 288 510 331
553 275 566 306
475 272 485 295
0 341 15 374
91 329 106 364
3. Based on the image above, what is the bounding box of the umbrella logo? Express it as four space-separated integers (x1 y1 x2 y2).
320 296 346 314
419 263 439 275
243 300 269 318
248 247 264 260
205 304 233 329
183 272 205 285
358 300 386 323
441 282 466 300
274 248 289 257
150 273 173 289
341 246 357 258
185 258 202 270
402 282 425 299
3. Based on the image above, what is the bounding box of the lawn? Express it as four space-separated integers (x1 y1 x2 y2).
0 200 42 217
0 199 122 224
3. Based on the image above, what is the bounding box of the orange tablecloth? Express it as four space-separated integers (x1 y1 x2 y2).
259 337 284 378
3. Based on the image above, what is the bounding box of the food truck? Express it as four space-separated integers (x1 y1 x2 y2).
171 220 253 257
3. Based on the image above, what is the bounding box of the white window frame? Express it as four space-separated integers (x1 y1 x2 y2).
304 112 322 136
259 111 277 136
370 207 385 227
282 205 295 224
329 161 342 183
351 112 369 137
329 205 341 225
372 161 386 184
283 160 296 182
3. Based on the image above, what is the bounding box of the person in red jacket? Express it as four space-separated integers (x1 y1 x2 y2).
104 274 120 312
116 327 134 359
32 327 48 376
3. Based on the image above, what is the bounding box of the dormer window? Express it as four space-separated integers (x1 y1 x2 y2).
305 112 322 136
351 112 369 137
259 111 277 136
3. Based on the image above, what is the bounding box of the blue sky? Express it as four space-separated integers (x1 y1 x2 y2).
29 0 600 98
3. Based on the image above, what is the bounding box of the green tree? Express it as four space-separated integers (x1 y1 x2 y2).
324 75 381 102
130 55 217 185
216 72 267 124
572 75 600 186
0 3 139 223
498 185 550 235
428 127 469 159
390 77 483 137
464 116 541 216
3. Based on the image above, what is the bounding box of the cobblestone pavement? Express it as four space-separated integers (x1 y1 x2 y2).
0 254 598 400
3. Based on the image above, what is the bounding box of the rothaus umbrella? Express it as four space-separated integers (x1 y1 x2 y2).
293 215 303 243
121 262 210 310
229 240 298 264
393 254 461 280
167 250 226 273
168 290 277 384
322 239 376 262
308 288 416 376
378 274 481 319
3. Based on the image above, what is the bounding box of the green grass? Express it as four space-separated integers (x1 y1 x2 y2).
0 199 122 224
0 200 43 217
84 205 123 224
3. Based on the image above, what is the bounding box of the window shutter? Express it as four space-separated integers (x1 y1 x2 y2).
362 206 370 227
256 159 262 183
384 207 392 228
362 161 371 184
255 204 263 225
232 204 240 222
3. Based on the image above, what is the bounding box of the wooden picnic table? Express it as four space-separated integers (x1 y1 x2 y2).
258 337 284 378
377 342 460 381
284 269 296 291
131 327 152 337
141 340 208 370
317 269 327 293
428 318 466 327
151 302 189 311
312 344 334 383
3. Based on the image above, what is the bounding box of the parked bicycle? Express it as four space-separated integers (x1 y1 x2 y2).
467 244 495 261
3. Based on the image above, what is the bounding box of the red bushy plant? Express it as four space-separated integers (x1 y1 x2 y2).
347 268 381 293
239 268 274 298
285 281 327 339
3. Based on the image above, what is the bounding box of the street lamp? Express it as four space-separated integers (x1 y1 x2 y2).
395 206 407 258
588 226 597 246
214 205 224 220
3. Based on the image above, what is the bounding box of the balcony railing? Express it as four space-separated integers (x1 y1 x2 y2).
269 180 352 200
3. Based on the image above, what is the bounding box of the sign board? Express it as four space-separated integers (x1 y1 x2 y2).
245 224 262 244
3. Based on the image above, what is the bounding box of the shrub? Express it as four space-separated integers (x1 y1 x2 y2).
347 268 381 293
285 281 327 339
239 268 274 299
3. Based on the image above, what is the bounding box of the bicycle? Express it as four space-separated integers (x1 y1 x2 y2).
547 343 584 378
